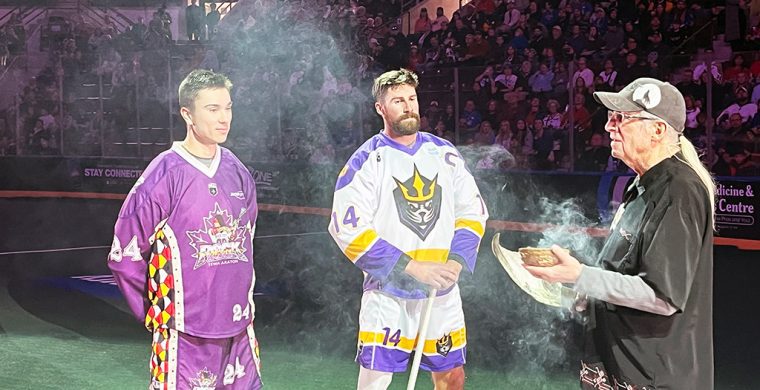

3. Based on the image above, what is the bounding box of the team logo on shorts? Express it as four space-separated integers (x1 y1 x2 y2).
208 183 218 196
190 367 218 390
436 333 453 357
392 165 442 240
187 203 249 269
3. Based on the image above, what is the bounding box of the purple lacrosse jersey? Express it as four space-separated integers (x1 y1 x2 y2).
109 143 257 338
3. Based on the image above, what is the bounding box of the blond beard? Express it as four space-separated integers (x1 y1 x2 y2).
391 114 420 136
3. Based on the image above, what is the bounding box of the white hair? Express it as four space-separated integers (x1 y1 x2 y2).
659 119 716 228
637 111 716 227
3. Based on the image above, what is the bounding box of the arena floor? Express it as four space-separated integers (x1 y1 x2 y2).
0 197 757 389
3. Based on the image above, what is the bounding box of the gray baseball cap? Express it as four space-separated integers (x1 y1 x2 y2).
593 77 686 133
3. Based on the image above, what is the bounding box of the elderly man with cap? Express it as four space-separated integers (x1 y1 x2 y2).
525 78 715 390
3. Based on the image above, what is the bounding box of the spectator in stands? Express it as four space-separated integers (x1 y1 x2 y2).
431 7 449 32
598 59 617 90
548 25 566 55
414 8 432 35
461 99 482 130
146 13 171 48
732 71 753 97
723 54 749 84
733 148 760 176
495 64 519 93
722 113 748 139
570 57 593 90
566 24 587 54
207 2 221 40
433 119 454 143
666 0 693 53
751 101 760 132
157 3 172 39
517 60 533 84
551 61 569 97
589 6 608 33
442 103 456 132
522 47 538 69
581 25 603 59
577 132 611 171
419 114 432 133
718 86 757 126
489 34 507 63
425 100 442 127
684 94 702 133
644 31 671 72
407 45 424 72
474 120 496 145
540 2 558 27
618 36 641 60
482 99 504 128
543 99 563 130
615 52 645 90
569 93 592 134
461 32 490 65
422 36 443 70
523 96 541 126
712 147 735 176
508 27 529 51
531 118 554 170
130 17 148 46
502 45 521 68
528 26 548 54
495 119 513 150
501 0 521 33
186 0 204 41
528 62 554 94
378 36 406 69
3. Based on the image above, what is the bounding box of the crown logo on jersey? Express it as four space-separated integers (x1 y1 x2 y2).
436 333 453 357
392 165 442 240
393 165 438 202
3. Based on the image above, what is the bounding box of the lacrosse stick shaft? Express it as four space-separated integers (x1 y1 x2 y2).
407 288 437 390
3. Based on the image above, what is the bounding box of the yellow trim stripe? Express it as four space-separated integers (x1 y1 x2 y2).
405 249 450 263
455 219 485 237
344 229 379 262
358 327 466 354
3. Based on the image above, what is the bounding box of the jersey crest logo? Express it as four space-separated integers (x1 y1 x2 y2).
436 333 453 357
208 183 218 196
190 367 218 390
392 165 442 240
187 203 248 269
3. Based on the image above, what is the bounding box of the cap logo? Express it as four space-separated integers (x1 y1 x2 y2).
632 84 661 109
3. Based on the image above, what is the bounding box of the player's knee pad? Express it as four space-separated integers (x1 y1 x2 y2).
357 366 393 390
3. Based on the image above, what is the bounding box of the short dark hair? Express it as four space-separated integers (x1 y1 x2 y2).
372 69 419 102
178 69 233 110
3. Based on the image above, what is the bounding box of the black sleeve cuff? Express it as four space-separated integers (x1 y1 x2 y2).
389 253 426 291
449 253 469 272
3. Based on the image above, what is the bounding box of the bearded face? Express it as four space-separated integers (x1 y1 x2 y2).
391 112 421 136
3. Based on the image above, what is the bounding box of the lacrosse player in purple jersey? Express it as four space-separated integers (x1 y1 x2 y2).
109 69 262 390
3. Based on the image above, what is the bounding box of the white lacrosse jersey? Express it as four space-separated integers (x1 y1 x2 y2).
328 131 488 299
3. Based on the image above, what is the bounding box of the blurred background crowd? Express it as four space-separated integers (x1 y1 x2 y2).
0 0 758 176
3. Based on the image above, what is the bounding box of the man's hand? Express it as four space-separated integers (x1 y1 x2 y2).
405 260 462 289
523 245 584 284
